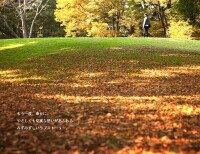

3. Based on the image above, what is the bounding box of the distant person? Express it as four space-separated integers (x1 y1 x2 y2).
143 13 151 37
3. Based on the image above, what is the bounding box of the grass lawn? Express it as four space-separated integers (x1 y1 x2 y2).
0 37 200 153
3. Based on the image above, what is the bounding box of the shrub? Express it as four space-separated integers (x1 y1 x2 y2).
168 20 193 39
87 22 116 37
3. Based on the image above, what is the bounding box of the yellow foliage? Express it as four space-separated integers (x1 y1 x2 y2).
55 0 124 37
108 9 117 17
140 0 169 5
87 22 116 37
168 20 193 39
55 0 89 36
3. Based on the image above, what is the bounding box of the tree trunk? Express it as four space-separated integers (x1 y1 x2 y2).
129 25 134 34
29 0 48 38
163 11 168 37
167 0 172 8
141 0 145 9
20 15 27 38
0 14 19 38
116 11 120 31
19 0 28 38
29 14 38 38
158 1 167 37
112 16 115 31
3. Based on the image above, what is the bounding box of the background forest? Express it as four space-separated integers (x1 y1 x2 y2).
0 0 199 39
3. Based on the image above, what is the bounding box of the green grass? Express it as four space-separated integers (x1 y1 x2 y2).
0 37 200 63
0 37 200 81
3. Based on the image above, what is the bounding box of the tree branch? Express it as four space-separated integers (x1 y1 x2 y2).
28 0 50 38
0 14 19 38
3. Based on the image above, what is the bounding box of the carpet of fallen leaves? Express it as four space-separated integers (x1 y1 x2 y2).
0 51 200 154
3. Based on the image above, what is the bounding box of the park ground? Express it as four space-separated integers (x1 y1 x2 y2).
0 37 200 153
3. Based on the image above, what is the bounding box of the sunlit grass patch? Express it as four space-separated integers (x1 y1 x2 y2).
0 44 25 51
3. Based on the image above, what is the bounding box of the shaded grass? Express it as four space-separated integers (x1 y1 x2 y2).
0 50 199 82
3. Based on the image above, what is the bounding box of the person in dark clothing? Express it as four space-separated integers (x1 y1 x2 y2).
143 13 151 37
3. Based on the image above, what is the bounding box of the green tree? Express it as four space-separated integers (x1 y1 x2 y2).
0 4 20 38
35 0 65 37
0 0 64 38
0 0 50 38
175 0 200 24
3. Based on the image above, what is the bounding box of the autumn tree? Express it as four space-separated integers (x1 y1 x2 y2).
139 0 172 36
55 0 130 36
55 0 199 38
168 0 200 39
55 0 88 36
139 0 199 38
